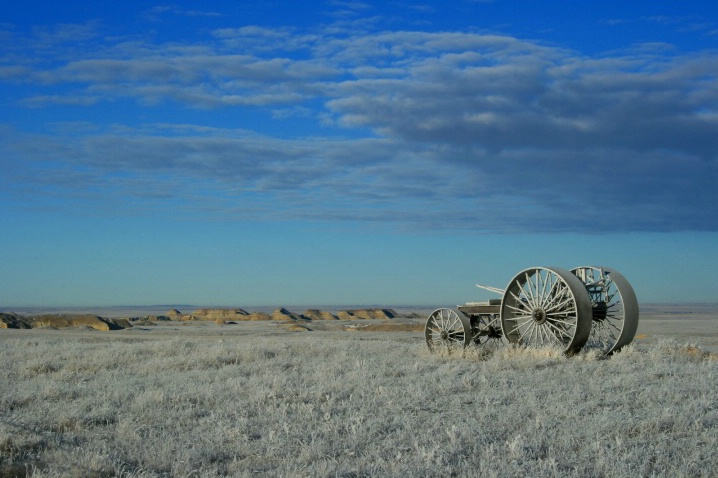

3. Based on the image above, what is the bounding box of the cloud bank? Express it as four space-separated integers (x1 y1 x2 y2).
1 22 716 233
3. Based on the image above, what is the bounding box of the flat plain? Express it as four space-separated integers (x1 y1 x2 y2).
1 304 717 477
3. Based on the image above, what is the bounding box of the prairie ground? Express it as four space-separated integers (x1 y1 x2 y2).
1 305 717 477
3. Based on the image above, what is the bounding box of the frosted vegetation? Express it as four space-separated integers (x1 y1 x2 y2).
1 333 717 477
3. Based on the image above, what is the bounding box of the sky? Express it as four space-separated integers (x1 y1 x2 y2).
1 0 717 307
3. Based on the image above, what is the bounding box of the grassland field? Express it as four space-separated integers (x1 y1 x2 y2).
1 304 717 477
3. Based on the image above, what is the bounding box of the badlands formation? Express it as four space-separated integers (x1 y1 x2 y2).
0 313 131 331
0 307 415 330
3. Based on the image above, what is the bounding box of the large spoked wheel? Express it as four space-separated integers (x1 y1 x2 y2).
501 267 593 355
425 308 471 352
571 266 639 355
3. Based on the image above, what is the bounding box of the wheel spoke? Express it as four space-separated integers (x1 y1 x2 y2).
540 270 552 305
524 272 541 309
603 319 622 333
546 321 572 341
605 310 623 319
535 323 544 344
542 291 566 313
509 313 533 321
505 303 531 315
507 316 533 336
518 321 536 343
546 317 577 329
538 323 556 345
544 294 575 315
546 315 577 326
440 311 449 329
535 322 544 344
542 324 555 344
598 322 618 341
510 289 531 308
546 304 577 315
544 324 560 345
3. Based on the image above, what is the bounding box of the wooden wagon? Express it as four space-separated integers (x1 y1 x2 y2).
425 266 639 355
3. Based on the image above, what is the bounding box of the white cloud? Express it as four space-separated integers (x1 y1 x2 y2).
142 6 222 21
1 24 716 232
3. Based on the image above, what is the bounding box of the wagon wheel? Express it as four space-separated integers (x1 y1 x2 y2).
469 312 503 346
500 267 593 355
425 308 471 352
571 266 639 355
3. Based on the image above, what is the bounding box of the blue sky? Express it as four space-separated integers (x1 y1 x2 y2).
1 1 717 307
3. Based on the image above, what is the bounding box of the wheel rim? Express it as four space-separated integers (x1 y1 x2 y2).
500 267 592 354
425 308 471 352
571 266 639 354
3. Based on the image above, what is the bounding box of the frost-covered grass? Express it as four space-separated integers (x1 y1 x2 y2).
1 333 717 477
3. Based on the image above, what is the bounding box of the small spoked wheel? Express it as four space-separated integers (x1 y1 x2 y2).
425 308 471 352
470 313 503 346
500 267 593 355
571 266 639 355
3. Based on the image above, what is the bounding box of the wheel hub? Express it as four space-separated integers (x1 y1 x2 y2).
487 326 502 338
592 301 608 322
440 330 449 340
532 307 547 324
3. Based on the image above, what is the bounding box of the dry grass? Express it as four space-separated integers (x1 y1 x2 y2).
1 331 717 477
344 323 424 333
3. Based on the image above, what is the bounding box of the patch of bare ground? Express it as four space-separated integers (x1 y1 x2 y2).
280 322 312 332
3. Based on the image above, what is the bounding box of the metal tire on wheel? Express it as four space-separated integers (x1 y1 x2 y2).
500 266 593 355
571 266 639 355
425 308 472 352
